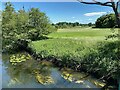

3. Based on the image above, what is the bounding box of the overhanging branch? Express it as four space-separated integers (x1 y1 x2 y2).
77 0 113 7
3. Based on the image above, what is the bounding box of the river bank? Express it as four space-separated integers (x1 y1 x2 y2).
25 39 119 89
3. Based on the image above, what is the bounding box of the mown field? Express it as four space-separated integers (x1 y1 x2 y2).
29 27 120 81
47 27 118 40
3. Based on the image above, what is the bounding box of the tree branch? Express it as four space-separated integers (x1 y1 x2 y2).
77 0 113 7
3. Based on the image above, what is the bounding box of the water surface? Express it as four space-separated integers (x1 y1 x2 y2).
2 53 104 89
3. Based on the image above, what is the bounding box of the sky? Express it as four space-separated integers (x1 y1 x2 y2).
1 2 114 24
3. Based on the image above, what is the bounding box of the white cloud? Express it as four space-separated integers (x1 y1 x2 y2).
84 12 107 16
72 17 75 19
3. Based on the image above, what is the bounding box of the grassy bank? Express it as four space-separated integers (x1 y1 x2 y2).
29 27 120 87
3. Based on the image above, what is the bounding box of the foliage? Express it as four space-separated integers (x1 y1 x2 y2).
53 22 95 29
30 39 120 80
2 2 57 51
95 13 116 28
53 22 81 29
10 52 31 65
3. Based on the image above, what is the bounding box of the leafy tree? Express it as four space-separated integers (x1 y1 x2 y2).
88 22 92 27
16 9 29 35
95 13 116 28
28 8 56 40
2 2 56 51
2 2 17 49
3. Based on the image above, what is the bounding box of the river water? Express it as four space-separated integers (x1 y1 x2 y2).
1 53 104 89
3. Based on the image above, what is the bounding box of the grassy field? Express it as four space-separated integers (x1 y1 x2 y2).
30 27 117 57
29 27 118 61
47 27 118 41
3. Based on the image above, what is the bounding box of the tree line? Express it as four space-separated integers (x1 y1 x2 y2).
52 22 95 29
53 13 116 29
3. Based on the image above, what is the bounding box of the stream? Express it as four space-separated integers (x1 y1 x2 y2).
1 52 105 89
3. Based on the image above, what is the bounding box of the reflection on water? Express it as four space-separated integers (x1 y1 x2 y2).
2 52 104 88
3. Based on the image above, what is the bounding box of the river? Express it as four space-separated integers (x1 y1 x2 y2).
1 53 105 89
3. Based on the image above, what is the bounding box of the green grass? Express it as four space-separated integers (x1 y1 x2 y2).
30 27 117 59
30 38 97 59
47 27 117 41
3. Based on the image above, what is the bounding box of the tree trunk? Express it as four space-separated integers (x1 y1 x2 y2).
116 14 120 28
112 7 120 28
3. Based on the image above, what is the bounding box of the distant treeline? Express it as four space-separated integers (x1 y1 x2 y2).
52 22 94 29
53 13 116 29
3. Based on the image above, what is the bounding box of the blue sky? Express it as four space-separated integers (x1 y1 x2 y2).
2 2 113 24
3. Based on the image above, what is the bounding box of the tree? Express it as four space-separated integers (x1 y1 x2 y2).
2 2 17 49
95 13 116 28
77 0 120 28
2 2 56 51
16 9 29 35
88 22 92 27
28 8 55 39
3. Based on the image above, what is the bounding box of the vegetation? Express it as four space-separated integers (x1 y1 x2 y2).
30 28 120 82
10 53 31 65
2 2 120 89
47 28 118 40
95 14 116 28
53 13 116 29
52 22 95 29
52 22 81 29
2 2 56 52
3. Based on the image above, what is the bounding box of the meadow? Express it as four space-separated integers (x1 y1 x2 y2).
30 27 118 56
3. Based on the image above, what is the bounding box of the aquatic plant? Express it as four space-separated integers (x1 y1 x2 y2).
10 53 32 65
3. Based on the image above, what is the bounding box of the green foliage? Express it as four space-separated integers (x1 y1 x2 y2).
95 13 116 28
10 53 31 65
30 39 120 80
53 22 81 29
2 2 57 51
